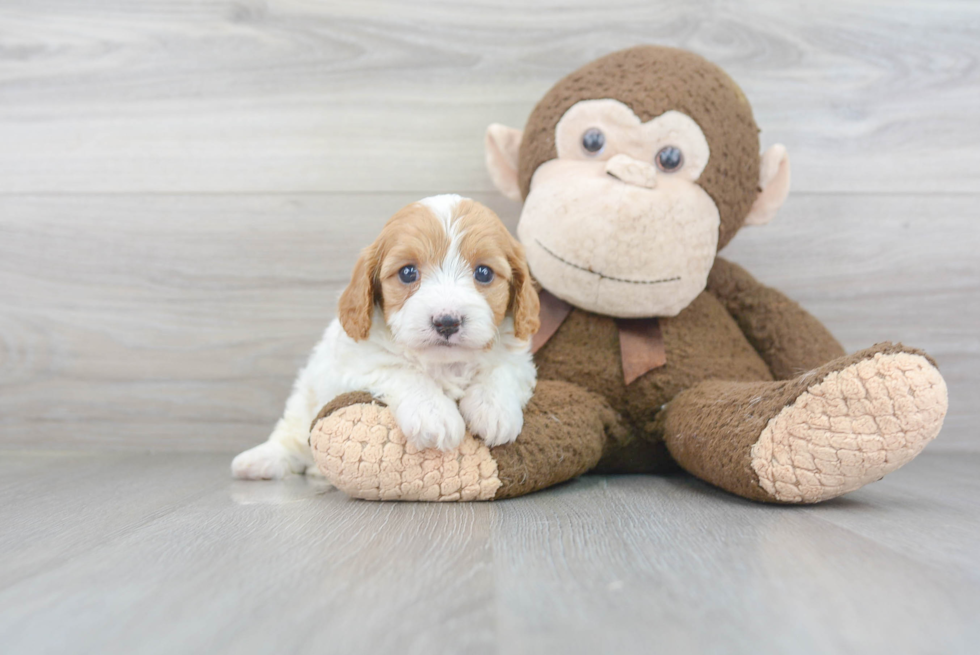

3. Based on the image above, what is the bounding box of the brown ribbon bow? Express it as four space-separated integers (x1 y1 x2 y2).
530 289 667 385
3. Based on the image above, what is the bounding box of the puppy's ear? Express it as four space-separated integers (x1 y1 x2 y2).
338 245 378 341
508 241 540 341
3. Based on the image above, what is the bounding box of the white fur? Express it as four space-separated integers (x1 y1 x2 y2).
232 194 537 480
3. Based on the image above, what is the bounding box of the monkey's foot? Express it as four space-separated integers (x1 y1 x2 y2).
750 348 947 503
662 343 949 504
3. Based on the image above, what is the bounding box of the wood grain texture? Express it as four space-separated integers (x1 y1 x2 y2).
0 0 977 453
1 192 977 452
0 452 978 654
1 0 979 193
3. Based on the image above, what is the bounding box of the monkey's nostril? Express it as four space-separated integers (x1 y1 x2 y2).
432 314 462 338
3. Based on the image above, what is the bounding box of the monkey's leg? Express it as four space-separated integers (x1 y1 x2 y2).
308 380 621 501
660 343 948 503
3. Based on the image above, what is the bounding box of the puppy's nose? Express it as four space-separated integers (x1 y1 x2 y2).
432 314 462 338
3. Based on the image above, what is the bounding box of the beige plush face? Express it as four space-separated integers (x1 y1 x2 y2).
517 99 719 318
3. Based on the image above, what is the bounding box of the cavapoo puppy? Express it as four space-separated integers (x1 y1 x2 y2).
232 195 540 480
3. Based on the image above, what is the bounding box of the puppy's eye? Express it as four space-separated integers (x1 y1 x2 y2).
656 145 683 172
474 265 494 284
398 265 418 284
581 128 605 155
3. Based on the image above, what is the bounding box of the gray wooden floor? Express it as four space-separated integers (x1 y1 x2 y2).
1 452 978 655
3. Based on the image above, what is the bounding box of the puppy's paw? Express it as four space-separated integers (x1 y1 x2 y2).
304 463 327 478
395 393 466 452
231 441 305 480
459 384 524 448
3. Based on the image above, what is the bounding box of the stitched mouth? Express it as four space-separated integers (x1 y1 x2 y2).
534 239 681 286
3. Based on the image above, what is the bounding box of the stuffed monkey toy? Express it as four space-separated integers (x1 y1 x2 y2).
309 45 948 503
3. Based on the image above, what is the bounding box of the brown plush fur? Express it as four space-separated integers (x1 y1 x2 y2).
491 381 612 499
533 265 777 436
659 342 934 502
510 260 845 486
517 45 760 249
706 259 846 379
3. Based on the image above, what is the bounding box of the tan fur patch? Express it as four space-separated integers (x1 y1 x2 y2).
750 352 947 503
454 199 515 326
376 203 451 321
338 198 540 342
310 402 502 501
453 199 540 340
338 202 452 338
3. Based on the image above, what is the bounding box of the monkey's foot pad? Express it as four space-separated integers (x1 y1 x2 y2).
310 403 502 501
751 352 948 503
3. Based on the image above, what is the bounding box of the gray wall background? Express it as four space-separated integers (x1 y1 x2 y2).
1 0 977 452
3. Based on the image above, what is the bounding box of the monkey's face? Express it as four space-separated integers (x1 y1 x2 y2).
517 99 719 318
485 47 791 319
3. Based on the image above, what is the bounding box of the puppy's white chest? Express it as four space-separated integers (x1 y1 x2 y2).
425 360 480 400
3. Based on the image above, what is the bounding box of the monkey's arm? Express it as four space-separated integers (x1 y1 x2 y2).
706 257 845 380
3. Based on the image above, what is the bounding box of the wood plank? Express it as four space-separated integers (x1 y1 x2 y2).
1 192 976 452
490 462 980 655
0 454 496 655
0 452 226 588
0 452 977 654
1 0 978 194
801 453 980 582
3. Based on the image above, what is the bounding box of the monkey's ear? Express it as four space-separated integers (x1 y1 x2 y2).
485 124 524 202
744 144 791 227
338 245 378 341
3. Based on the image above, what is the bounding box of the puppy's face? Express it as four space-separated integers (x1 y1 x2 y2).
338 195 539 350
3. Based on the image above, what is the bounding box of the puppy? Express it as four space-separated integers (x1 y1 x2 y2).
232 194 540 480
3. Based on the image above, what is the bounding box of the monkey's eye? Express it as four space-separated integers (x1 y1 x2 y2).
398 265 418 284
474 265 494 284
656 146 684 172
581 128 606 155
